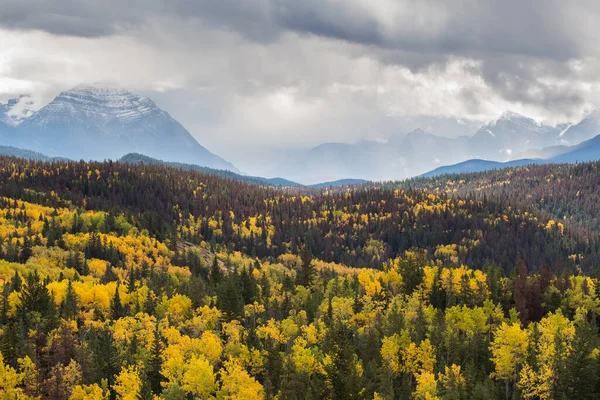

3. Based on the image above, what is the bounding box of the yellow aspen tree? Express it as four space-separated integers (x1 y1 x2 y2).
413 371 439 400
182 355 216 398
490 322 528 400
69 384 107 400
113 365 142 400
518 310 575 400
218 358 264 400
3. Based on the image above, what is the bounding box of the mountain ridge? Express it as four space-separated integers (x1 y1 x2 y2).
4 85 600 182
420 131 600 177
276 111 599 182
120 152 368 188
2 85 238 172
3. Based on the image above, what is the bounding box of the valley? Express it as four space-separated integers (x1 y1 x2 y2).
0 155 595 398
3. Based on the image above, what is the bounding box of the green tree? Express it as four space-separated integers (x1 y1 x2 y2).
296 244 316 287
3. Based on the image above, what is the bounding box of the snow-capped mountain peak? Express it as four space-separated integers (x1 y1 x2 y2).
4 84 238 172
492 111 540 130
499 110 528 121
28 85 164 127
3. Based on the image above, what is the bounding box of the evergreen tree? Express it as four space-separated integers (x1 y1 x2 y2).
110 283 124 320
325 321 361 399
217 273 244 321
210 256 222 285
240 266 258 304
19 235 32 263
296 244 316 287
62 280 78 320
557 323 599 399
147 322 165 395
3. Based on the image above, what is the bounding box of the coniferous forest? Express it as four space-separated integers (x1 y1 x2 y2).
0 156 599 399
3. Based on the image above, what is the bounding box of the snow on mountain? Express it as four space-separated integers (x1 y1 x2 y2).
25 85 160 127
557 112 600 145
7 85 238 172
467 111 562 161
273 111 592 182
0 95 36 127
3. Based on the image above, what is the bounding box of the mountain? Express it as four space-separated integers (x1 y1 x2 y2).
0 121 14 144
550 134 600 164
309 178 369 188
119 153 298 187
398 129 469 174
419 158 543 178
6 85 237 171
270 141 403 183
511 144 571 160
119 152 365 188
272 112 580 183
0 95 35 127
557 114 600 145
404 158 600 236
467 111 562 160
421 131 600 178
0 145 67 161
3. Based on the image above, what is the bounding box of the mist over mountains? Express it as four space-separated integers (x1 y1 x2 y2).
272 111 600 182
2 85 600 183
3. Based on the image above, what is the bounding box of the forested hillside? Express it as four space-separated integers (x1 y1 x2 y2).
403 161 600 237
0 156 598 399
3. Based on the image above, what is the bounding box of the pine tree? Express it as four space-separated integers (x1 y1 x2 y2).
101 264 117 284
20 271 52 315
240 267 258 304
110 283 124 320
557 323 599 399
19 236 32 263
10 271 21 292
210 256 222 285
296 244 316 287
217 273 244 321
127 267 136 293
62 280 78 320
325 321 361 399
147 322 165 395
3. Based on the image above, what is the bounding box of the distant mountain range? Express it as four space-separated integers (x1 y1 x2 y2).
0 144 68 162
0 146 368 188
0 85 236 171
120 153 301 187
421 131 600 177
3 84 600 183
273 111 600 182
119 153 368 188
420 159 543 178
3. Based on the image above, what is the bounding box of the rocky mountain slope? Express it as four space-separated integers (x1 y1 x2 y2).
1 85 237 171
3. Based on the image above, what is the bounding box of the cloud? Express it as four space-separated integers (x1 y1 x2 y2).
3 0 598 58
2 1 600 174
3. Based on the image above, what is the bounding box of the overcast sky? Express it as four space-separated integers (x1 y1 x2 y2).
2 0 600 173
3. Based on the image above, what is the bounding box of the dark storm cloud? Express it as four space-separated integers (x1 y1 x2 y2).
272 0 583 60
2 0 598 61
0 0 140 37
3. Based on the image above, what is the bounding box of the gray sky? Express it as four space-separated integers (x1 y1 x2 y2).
2 0 600 174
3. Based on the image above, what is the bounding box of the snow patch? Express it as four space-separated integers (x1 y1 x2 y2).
0 95 36 126
28 85 164 127
558 124 572 137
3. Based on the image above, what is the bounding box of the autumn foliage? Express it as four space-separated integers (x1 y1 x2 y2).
0 156 596 399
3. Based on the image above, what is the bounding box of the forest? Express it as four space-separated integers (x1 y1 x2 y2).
0 155 598 399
